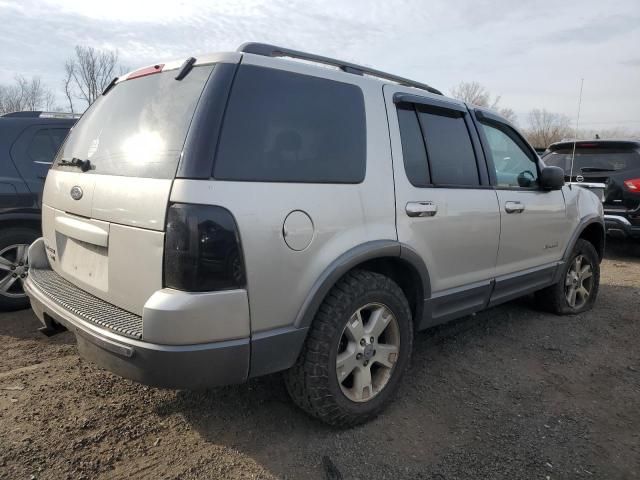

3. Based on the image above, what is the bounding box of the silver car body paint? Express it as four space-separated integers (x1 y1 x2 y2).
25 47 604 389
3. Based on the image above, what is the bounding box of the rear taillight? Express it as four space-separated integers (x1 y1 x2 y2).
164 203 246 291
623 178 640 192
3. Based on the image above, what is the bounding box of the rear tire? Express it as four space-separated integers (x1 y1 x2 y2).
536 239 600 315
0 227 39 312
284 270 413 427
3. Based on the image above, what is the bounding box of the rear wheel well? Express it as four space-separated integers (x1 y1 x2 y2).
0 218 41 235
354 257 424 329
578 222 605 262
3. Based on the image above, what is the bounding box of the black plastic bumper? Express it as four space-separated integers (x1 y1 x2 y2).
604 214 640 239
25 277 250 389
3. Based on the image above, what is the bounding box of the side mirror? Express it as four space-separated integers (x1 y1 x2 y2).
540 166 565 190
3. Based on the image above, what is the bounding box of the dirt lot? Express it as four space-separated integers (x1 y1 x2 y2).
1 240 639 480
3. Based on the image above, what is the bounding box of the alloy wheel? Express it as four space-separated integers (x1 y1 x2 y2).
0 244 30 298
565 254 593 309
336 303 401 402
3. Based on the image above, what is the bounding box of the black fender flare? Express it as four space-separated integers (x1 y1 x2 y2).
562 214 605 263
249 240 431 378
293 240 431 329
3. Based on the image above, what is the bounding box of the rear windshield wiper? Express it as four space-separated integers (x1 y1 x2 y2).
57 157 93 172
580 167 616 172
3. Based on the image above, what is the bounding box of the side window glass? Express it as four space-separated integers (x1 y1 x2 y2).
48 128 70 153
481 123 539 188
27 129 55 163
417 108 479 186
397 105 430 186
214 65 366 183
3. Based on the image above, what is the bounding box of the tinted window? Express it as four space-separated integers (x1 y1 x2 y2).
417 108 479 186
397 105 430 186
214 65 366 183
49 128 70 152
55 65 213 178
27 129 54 163
544 148 640 174
481 123 538 188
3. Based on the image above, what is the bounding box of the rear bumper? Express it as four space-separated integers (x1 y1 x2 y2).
604 214 640 239
25 272 250 389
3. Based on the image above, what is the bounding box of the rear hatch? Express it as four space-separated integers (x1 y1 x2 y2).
543 142 640 212
41 63 215 315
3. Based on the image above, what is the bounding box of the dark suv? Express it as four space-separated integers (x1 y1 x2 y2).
543 140 640 240
0 111 76 310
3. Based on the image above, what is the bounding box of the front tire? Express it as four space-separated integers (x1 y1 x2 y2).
284 270 413 427
0 227 39 311
536 239 600 315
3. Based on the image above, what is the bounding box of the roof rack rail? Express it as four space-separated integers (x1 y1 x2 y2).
237 42 442 96
1 111 80 119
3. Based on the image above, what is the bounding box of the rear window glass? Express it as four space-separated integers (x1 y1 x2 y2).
417 108 479 186
54 66 213 179
397 105 430 186
214 65 366 183
543 148 640 174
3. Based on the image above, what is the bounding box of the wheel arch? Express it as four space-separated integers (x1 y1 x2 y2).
250 240 431 378
293 240 430 331
564 215 605 263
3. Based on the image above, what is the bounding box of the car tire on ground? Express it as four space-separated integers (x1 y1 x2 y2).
0 227 39 312
284 269 413 427
536 239 600 315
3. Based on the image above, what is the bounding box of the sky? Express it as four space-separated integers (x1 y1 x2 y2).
1 0 639 131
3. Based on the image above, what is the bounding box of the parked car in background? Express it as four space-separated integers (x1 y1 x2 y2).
25 43 604 426
0 111 77 310
542 140 640 240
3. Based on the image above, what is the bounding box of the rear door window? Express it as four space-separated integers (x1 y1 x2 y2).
396 102 479 187
214 65 366 183
54 65 213 179
417 107 479 186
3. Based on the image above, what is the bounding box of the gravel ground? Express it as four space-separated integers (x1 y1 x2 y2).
1 239 639 480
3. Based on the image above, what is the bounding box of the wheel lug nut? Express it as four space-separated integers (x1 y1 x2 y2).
356 353 362 360
12 273 17 278
370 337 374 343
360 339 366 346
363 360 369 366
18 262 23 266
10 265 15 270
20 274 25 278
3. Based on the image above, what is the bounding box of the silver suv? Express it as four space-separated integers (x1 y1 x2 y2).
25 43 604 426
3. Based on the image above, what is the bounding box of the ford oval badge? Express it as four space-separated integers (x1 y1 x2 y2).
70 186 83 200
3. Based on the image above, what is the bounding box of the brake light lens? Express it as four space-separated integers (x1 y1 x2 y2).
127 64 165 80
623 178 640 192
164 204 246 291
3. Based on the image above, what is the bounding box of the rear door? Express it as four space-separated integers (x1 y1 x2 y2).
41 63 216 315
384 87 500 326
474 112 569 303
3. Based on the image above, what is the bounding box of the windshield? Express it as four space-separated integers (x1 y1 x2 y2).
54 65 213 179
543 148 640 174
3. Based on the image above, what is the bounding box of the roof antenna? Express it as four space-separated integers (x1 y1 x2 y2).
569 78 584 189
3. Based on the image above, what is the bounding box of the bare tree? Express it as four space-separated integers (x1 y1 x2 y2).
64 45 120 112
0 75 55 115
523 109 572 148
450 81 518 124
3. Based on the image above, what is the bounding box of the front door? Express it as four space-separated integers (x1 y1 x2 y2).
384 86 501 327
474 112 569 304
